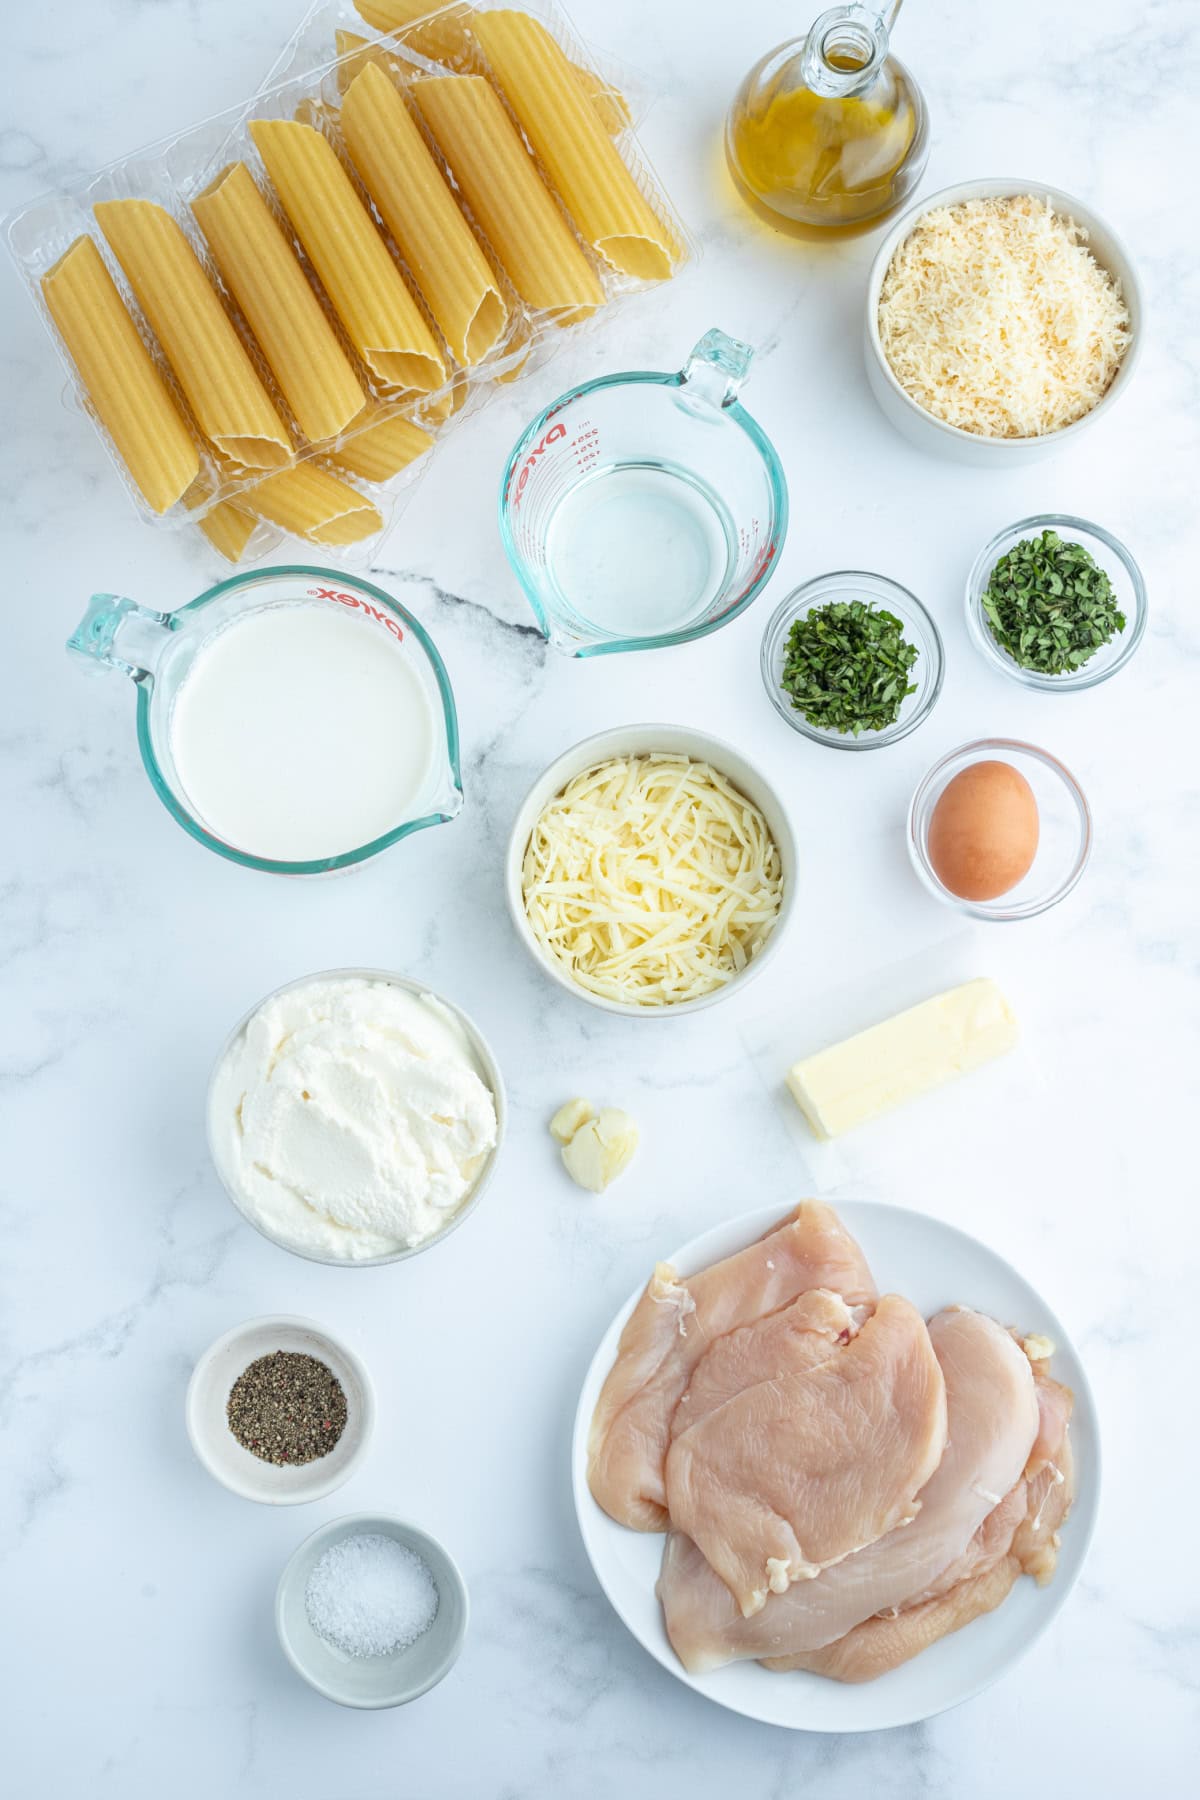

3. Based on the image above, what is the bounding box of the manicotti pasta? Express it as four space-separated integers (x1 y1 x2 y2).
249 117 446 392
471 10 678 281
40 234 199 513
94 199 293 470
328 405 433 482
521 755 785 1007
196 495 260 562
192 162 366 444
354 0 630 134
340 62 509 366
334 28 393 92
411 74 602 320
419 374 469 421
241 461 383 545
356 0 469 65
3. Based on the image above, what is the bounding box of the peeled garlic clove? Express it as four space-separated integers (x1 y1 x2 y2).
549 1097 595 1144
561 1107 639 1192
594 1108 639 1179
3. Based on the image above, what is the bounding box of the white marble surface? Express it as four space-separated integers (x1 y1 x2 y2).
2 1 1197 1793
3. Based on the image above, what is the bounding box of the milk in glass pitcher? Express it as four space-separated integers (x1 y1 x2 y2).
68 567 463 875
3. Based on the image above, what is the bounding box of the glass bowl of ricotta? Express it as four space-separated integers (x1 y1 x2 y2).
207 970 506 1266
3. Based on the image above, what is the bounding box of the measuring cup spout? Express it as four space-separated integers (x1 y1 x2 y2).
679 329 756 413
67 593 175 682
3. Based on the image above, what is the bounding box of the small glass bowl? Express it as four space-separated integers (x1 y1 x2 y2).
760 571 945 751
966 515 1147 693
908 738 1092 921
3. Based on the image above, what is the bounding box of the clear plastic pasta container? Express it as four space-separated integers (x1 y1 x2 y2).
2 1 695 567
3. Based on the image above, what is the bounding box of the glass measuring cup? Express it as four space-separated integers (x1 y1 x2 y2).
498 329 788 657
67 566 463 876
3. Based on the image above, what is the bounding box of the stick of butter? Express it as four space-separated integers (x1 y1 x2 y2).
786 978 1018 1139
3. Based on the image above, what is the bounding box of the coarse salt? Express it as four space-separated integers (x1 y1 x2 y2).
305 1532 439 1658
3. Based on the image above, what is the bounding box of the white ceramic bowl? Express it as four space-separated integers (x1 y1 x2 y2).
276 1513 469 1708
864 178 1144 464
206 968 506 1268
185 1315 375 1504
505 724 798 1018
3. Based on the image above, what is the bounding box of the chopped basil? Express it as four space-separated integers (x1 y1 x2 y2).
780 600 919 735
982 529 1125 674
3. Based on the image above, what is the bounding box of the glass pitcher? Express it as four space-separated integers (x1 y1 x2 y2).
498 329 788 658
726 3 928 234
67 566 463 876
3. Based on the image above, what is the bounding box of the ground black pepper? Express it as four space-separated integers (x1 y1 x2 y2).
226 1350 348 1466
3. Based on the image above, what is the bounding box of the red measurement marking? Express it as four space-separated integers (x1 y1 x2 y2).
510 422 567 510
307 585 404 641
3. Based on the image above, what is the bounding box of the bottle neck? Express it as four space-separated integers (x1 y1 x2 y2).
800 4 902 97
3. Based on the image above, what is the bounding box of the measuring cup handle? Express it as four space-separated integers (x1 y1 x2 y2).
679 329 755 410
66 593 175 681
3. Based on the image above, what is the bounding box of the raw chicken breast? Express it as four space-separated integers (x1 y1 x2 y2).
664 1295 948 1618
762 1341 1075 1679
587 1202 877 1530
658 1307 1038 1667
1012 1370 1075 1587
1025 1359 1075 1477
903 1479 1029 1607
670 1289 867 1438
767 1554 1021 1682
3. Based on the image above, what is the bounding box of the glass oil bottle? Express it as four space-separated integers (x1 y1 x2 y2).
725 3 928 235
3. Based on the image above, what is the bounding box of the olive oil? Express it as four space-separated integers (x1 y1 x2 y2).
725 4 927 235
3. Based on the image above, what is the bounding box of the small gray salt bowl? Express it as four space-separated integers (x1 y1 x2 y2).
276 1513 469 1708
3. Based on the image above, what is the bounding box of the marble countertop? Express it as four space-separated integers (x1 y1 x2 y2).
3 0 1196 1793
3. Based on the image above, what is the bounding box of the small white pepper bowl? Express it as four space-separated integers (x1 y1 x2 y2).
864 178 1144 465
965 514 1148 692
276 1513 469 1709
185 1315 375 1505
504 724 798 1018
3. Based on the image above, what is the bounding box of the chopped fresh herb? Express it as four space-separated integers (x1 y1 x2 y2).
982 529 1125 674
780 600 919 736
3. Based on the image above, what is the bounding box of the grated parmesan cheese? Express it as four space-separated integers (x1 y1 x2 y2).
878 194 1131 438
521 754 784 1007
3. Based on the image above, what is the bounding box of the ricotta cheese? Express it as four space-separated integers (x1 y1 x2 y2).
210 976 498 1259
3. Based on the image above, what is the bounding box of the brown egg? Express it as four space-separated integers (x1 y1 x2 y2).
927 760 1039 901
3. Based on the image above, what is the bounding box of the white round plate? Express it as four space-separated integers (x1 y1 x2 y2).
571 1201 1099 1732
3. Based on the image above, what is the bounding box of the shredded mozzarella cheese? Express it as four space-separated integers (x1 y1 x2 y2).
878 194 1130 438
521 755 784 1006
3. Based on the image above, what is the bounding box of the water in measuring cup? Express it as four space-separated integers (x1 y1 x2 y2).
168 601 436 862
543 462 736 638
